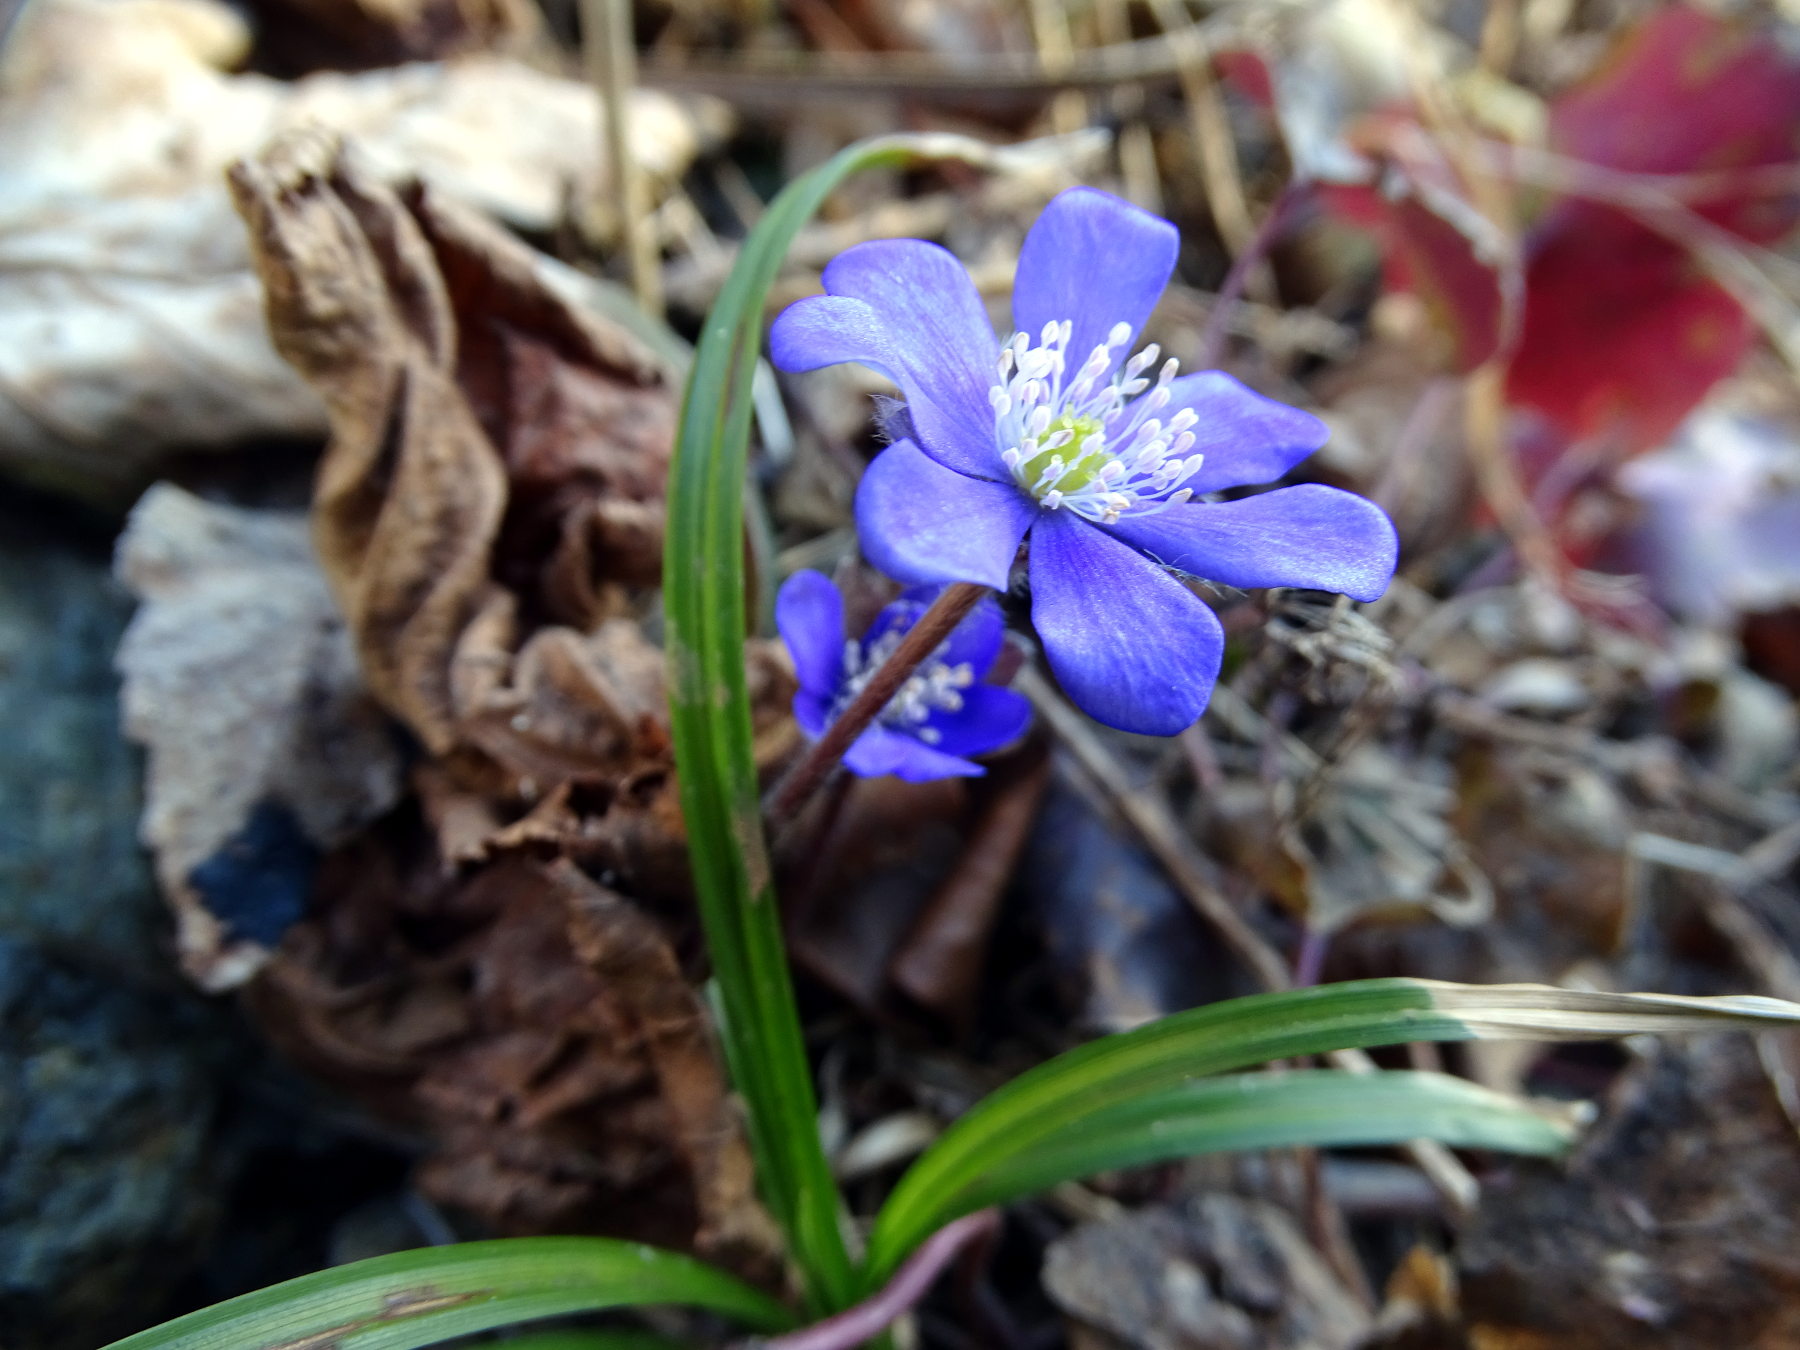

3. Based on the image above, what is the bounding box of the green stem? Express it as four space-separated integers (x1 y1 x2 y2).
664 132 1031 1312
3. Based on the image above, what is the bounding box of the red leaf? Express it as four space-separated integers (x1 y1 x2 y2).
1320 171 1520 374
1505 220 1753 451
1549 5 1800 244
1506 6 1800 449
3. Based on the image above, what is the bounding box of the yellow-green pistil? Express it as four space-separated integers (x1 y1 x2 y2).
992 320 1206 525
1013 413 1106 494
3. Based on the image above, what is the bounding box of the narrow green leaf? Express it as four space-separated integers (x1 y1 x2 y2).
101 1239 795 1350
662 128 1093 1310
954 1069 1578 1213
495 1332 688 1350
867 977 1800 1281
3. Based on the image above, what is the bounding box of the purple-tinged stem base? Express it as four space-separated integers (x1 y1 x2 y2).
738 1210 999 1350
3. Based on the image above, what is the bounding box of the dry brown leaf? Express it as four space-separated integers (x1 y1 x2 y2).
115 484 405 990
249 844 780 1273
1459 1038 1800 1350
888 743 1051 1030
228 128 676 781
557 860 783 1272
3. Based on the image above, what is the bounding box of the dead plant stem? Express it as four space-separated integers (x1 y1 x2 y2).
1195 184 1300 371
582 0 663 318
1016 665 1481 1216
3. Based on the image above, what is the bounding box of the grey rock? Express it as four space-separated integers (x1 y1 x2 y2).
0 936 224 1349
0 496 158 972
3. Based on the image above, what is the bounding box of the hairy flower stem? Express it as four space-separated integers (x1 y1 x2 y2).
765 582 987 821
737 1210 999 1350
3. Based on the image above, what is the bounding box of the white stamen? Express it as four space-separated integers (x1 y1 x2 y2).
988 317 1214 524
1124 344 1159 378
834 615 981 739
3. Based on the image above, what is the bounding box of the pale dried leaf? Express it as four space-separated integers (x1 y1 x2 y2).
0 0 724 499
115 484 404 990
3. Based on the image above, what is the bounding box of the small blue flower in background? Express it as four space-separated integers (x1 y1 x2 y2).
776 571 1032 782
770 186 1399 736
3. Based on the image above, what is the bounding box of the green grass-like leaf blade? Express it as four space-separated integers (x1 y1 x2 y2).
867 977 1800 1281
954 1069 1576 1213
101 1238 796 1350
663 129 1084 1309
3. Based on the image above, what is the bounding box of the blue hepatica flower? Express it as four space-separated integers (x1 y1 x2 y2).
770 186 1399 736
776 571 1032 782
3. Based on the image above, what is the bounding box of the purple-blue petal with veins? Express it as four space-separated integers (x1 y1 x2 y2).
775 570 847 699
844 722 985 781
855 439 1037 590
1106 484 1398 602
1012 187 1178 380
922 684 1033 757
1028 511 1224 735
1159 372 1332 493
768 240 1003 479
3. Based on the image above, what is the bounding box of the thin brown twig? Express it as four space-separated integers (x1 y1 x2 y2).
1016 665 1293 989
641 28 1238 102
1146 0 1273 304
764 583 987 822
1015 665 1481 1216
737 1210 1000 1350
1026 0 1088 136
1095 0 1164 213
1195 184 1302 371
581 0 662 318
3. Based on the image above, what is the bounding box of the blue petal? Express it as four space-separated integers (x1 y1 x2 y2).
1028 511 1224 736
868 588 1008 677
923 684 1033 757
775 570 846 698
1106 485 1398 602
844 722 985 781
769 240 1003 479
1012 187 1178 376
855 438 1037 590
1159 372 1332 493
940 594 1007 675
794 689 831 739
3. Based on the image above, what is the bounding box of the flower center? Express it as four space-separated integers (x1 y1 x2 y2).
990 320 1206 525
834 625 975 745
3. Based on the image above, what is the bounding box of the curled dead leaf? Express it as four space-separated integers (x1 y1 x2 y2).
249 843 781 1275
228 128 676 782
